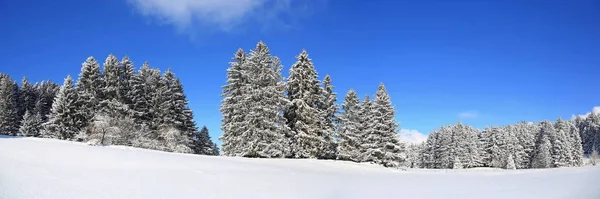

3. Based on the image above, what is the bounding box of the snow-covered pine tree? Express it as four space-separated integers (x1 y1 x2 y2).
118 56 135 106
580 113 600 155
42 75 83 140
358 95 374 161
420 129 438 168
514 121 537 169
76 56 103 128
506 154 517 170
319 74 338 159
405 143 422 168
336 89 362 161
552 118 572 167
284 49 328 159
34 80 60 123
130 62 162 131
452 156 463 169
478 127 492 167
230 41 290 158
0 74 19 135
19 77 37 119
100 54 121 112
532 121 554 168
360 83 405 167
220 48 248 156
487 126 505 168
567 120 584 166
503 125 527 169
193 126 218 155
18 110 42 137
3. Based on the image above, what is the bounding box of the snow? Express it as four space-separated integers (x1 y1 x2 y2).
1 136 599 199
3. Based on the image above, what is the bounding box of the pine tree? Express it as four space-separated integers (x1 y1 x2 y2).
360 83 405 167
34 80 60 122
220 49 248 156
100 54 121 112
453 156 463 169
552 118 572 167
76 56 103 128
515 121 537 169
567 120 584 166
420 130 438 168
532 121 554 168
319 75 338 159
506 154 517 170
19 77 37 119
223 42 289 157
119 56 135 106
130 62 162 131
18 110 39 136
0 74 19 135
336 89 362 161
193 126 218 155
284 50 328 158
42 75 83 140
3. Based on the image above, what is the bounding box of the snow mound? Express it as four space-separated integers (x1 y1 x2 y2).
1 136 599 199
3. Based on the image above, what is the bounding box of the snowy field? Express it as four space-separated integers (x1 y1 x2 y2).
1 136 599 199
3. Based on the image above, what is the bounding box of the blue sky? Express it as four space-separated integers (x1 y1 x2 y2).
1 0 599 144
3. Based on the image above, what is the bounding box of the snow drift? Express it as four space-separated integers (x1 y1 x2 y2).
1 136 599 199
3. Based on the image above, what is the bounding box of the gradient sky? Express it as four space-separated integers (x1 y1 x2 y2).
1 0 599 144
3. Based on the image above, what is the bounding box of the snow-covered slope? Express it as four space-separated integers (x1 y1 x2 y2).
1 136 599 199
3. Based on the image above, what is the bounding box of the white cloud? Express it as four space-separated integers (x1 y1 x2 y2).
127 0 312 33
571 106 600 119
398 129 427 144
458 111 478 119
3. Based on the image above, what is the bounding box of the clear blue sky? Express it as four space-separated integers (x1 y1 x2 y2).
1 0 599 144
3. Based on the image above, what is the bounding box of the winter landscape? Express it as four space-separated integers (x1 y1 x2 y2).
2 0 600 199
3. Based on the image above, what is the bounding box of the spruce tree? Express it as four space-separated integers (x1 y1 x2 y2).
532 121 554 168
567 120 584 166
336 89 362 161
224 42 289 157
506 154 517 170
284 49 328 158
19 110 42 137
420 130 438 168
220 49 248 156
552 118 572 167
320 75 338 159
100 54 121 111
76 56 103 128
119 56 135 106
42 75 83 140
358 95 373 161
34 80 60 122
193 126 218 155
0 74 19 135
19 77 37 119
360 83 405 167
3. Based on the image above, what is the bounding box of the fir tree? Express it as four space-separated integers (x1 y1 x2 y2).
100 54 121 111
453 156 463 169
319 75 338 159
224 42 289 157
19 111 42 137
567 120 584 166
42 75 83 140
119 56 135 106
532 121 554 168
220 49 248 156
506 154 517 170
336 89 362 161
34 80 60 122
19 77 37 119
552 118 572 167
284 49 328 158
0 75 20 135
420 130 438 168
193 126 218 155
76 56 102 127
360 83 405 167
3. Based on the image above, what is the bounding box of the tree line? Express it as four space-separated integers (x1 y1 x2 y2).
220 41 598 169
0 55 218 156
219 41 405 167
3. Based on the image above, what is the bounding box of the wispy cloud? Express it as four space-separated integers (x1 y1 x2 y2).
571 106 600 119
398 129 427 144
458 111 478 119
127 0 319 34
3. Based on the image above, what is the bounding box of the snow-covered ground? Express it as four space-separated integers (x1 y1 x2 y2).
1 136 599 199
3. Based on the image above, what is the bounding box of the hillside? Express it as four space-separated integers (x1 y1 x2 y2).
1 136 599 199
